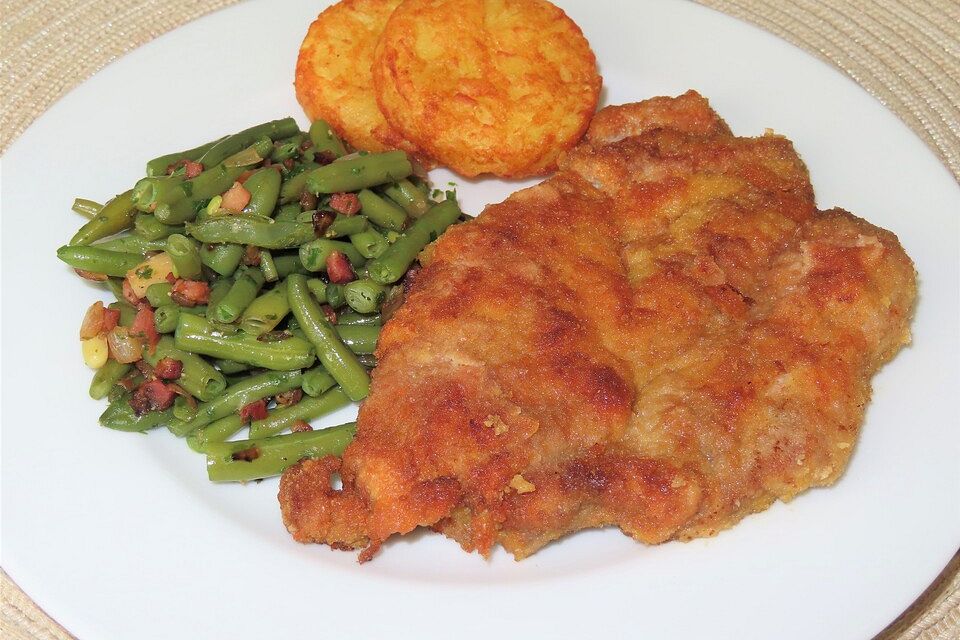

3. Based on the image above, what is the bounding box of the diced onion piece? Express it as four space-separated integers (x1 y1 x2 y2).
125 252 175 298
106 326 144 364
82 335 109 369
80 301 106 339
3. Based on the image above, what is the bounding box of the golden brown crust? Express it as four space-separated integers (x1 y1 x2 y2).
294 0 427 158
279 90 917 560
371 0 601 177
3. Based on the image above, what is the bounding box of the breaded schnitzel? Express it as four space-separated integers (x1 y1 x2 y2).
280 91 916 560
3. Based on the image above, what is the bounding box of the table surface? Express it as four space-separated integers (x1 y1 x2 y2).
1 1 957 639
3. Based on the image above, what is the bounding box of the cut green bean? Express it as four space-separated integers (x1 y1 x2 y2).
172 368 304 435
154 304 180 333
205 421 357 482
187 217 315 249
259 249 279 282
287 274 368 401
57 245 143 277
197 118 299 168
145 136 226 177
325 283 345 309
72 198 103 219
306 151 412 194
271 133 307 162
299 238 365 272
99 393 172 432
305 278 328 303
134 214 183 241
274 202 304 221
358 189 407 231
200 243 244 277
70 190 137 246
308 119 347 159
239 280 290 335
249 387 349 438
212 359 250 374
145 282 173 307
89 360 133 400
204 279 233 320
175 314 314 371
366 199 461 284
108 301 137 327
93 234 168 255
382 179 430 217
242 167 282 217
343 279 388 314
166 233 202 279
172 395 198 422
212 266 265 323
324 214 369 238
141 335 228 402
186 414 245 453
301 366 336 397
349 228 389 259
335 324 380 354
279 162 320 204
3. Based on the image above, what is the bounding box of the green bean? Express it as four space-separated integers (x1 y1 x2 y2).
308 119 347 159
343 278 388 314
93 234 167 255
108 301 137 327
70 190 137 245
325 283 345 309
142 335 228 402
272 253 308 279
366 199 461 284
148 164 247 223
89 360 133 400
242 167 282 217
306 151 412 194
335 324 380 354
145 282 173 308
301 366 336 397
175 314 314 371
172 395 198 422
152 197 198 225
172 369 304 435
197 118 299 168
200 243 244 277
204 279 233 321
212 266 265 323
382 179 430 217
72 198 102 219
134 214 183 241
166 233 202 279
99 393 172 432
349 228 389 259
324 214 369 238
57 245 142 277
205 421 356 482
305 278 328 303
286 274 368 401
212 359 250 374
299 238 365 272
154 304 180 333
271 133 307 162
145 136 226 177
259 249 279 282
186 414 245 453
105 277 126 299
187 217 315 249
240 280 290 335
279 162 320 204
275 202 303 221
358 189 407 231
249 387 349 439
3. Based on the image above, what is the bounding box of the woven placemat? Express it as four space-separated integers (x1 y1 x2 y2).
1 1 957 639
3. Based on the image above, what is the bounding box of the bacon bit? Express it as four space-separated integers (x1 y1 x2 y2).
102 307 120 333
220 181 251 213
231 447 260 462
299 190 318 211
242 244 261 267
329 192 361 215
130 305 160 355
282 158 295 170
122 278 143 306
312 210 335 236
275 389 303 407
315 150 336 166
326 251 355 284
129 379 176 415
154 357 183 380
238 399 269 424
165 272 178 284
299 140 314 152
257 330 292 342
237 169 256 184
290 419 313 433
320 304 338 324
183 160 203 179
75 268 108 282
134 359 155 377
170 279 210 307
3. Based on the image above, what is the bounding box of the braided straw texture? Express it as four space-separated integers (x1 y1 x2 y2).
1 1 957 639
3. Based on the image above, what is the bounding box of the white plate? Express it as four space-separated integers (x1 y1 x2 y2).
2 1 958 638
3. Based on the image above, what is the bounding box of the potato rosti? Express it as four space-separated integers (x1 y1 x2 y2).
295 0 425 158
372 0 601 177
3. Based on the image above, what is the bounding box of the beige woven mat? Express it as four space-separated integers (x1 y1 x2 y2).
1 0 957 638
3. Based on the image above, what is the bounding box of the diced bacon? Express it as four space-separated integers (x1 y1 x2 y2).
312 210 334 236
122 278 143 305
221 181 251 213
238 399 269 424
329 192 361 215
326 250 355 284
243 245 261 266
275 389 303 407
231 447 260 462
183 160 203 179
154 357 183 380
320 305 338 324
165 272 178 284
291 420 313 433
170 279 210 307
130 304 160 355
300 191 318 211
102 307 121 333
129 380 176 415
